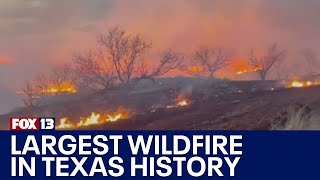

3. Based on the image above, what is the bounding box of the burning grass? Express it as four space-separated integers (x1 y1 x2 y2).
56 107 131 129
235 67 262 75
166 96 190 109
56 118 73 129
40 81 77 95
285 80 320 88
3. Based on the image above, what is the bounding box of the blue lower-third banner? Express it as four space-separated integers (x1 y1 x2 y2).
0 131 319 179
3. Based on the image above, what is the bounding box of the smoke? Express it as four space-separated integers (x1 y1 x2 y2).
1 0 320 113
3 0 320 75
0 85 20 114
92 0 320 77
102 0 260 51
101 0 318 52
0 53 12 65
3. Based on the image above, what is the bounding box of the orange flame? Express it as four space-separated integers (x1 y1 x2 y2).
107 114 122 122
186 66 205 75
106 107 130 122
286 80 320 88
177 100 188 106
57 118 73 129
236 67 262 75
77 112 101 127
41 81 77 95
177 95 189 106
291 80 304 88
56 108 131 129
167 96 190 108
232 58 262 75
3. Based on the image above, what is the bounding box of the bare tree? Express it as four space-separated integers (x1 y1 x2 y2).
20 81 40 115
33 63 79 93
137 49 185 82
51 63 78 85
73 27 183 88
274 60 289 80
97 26 151 86
249 43 286 80
183 47 232 78
73 49 116 91
301 48 318 75
34 73 49 92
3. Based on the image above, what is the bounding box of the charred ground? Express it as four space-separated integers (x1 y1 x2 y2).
1 77 319 130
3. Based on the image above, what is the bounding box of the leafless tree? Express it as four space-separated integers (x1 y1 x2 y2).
183 47 232 78
20 81 40 115
137 49 185 82
97 26 151 86
301 48 318 75
274 60 289 80
72 49 116 91
33 63 79 93
34 73 49 91
51 63 78 85
249 43 286 80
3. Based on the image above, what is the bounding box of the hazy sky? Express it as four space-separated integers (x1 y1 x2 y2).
1 0 320 113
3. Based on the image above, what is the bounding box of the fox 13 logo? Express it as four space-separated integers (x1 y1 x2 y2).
10 117 55 131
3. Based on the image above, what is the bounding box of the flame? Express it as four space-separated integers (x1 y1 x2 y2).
186 66 205 75
286 80 320 88
56 108 130 129
177 100 188 106
232 58 263 75
57 118 73 129
290 80 304 88
106 107 130 122
177 95 189 107
77 112 101 127
167 96 190 108
41 81 77 95
306 81 312 86
236 67 262 75
107 114 122 122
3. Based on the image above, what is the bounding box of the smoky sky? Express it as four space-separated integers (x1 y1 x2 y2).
1 0 320 113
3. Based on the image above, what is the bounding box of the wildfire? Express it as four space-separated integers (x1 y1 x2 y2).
107 114 122 122
290 80 304 88
177 100 188 106
56 108 130 129
56 118 73 129
167 96 190 108
286 80 320 88
77 112 100 127
41 81 77 95
186 66 205 75
236 67 262 75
